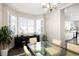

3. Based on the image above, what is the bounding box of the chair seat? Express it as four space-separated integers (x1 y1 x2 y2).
28 42 41 52
45 47 60 56
23 45 31 56
36 52 43 56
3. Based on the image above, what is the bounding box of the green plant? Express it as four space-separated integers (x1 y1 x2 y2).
0 26 12 49
42 35 47 41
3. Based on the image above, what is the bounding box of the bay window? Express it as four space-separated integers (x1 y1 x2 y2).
18 17 28 34
8 13 17 35
8 12 44 35
27 20 35 34
36 20 42 34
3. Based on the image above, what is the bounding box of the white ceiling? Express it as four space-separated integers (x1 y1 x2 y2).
64 4 79 21
5 3 74 16
5 3 48 15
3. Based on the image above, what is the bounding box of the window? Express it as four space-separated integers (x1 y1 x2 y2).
36 20 42 34
18 17 35 34
36 18 44 34
8 12 44 35
18 18 43 35
18 17 28 34
27 20 35 33
8 14 17 35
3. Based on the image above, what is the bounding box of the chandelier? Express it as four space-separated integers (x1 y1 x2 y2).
42 3 58 13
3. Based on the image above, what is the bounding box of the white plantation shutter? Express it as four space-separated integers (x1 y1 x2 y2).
8 13 17 35
36 18 44 35
8 12 44 35
18 17 28 34
27 20 35 34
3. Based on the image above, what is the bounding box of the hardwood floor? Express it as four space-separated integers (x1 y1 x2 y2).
8 47 25 56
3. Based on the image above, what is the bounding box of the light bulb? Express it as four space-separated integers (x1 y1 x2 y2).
46 3 50 8
42 3 46 6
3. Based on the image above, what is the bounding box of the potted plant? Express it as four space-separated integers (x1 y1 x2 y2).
0 26 12 56
42 35 48 47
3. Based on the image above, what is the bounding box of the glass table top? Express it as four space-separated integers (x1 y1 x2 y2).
27 41 79 56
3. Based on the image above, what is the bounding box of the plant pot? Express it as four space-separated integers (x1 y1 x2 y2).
1 49 8 56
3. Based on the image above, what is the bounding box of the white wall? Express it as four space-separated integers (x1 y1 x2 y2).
46 9 61 42
45 9 66 48
64 4 79 21
0 4 3 28
74 21 79 27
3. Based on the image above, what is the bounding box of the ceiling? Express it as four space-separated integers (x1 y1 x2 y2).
64 4 79 21
5 3 74 16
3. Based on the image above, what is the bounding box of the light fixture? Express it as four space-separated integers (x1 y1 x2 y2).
42 3 58 13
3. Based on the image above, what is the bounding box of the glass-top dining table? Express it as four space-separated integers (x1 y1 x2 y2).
27 41 79 56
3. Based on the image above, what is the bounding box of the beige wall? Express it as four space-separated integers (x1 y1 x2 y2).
0 4 3 28
45 9 61 42
60 9 66 48
45 9 66 47
75 21 79 27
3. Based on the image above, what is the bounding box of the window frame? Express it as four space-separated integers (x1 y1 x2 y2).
8 12 44 35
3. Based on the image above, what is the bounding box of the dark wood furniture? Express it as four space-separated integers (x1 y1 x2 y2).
14 35 40 48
